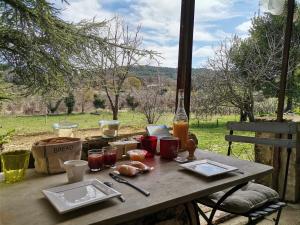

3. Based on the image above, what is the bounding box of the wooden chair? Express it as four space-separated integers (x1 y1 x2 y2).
194 121 298 225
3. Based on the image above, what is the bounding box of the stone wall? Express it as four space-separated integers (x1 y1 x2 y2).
255 122 300 202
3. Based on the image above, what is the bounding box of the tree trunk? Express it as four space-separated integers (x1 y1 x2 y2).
240 109 247 122
285 96 293 112
81 101 85 114
113 107 118 120
112 95 119 120
247 110 255 122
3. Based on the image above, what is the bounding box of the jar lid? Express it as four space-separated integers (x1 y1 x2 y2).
53 122 78 129
98 120 120 125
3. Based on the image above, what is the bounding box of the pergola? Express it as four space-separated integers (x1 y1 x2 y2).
176 0 296 121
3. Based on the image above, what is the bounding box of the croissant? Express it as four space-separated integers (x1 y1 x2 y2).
116 165 140 176
129 161 151 172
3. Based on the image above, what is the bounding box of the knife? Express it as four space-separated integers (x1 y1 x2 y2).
109 173 150 197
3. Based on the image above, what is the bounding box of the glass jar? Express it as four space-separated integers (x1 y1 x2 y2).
53 122 78 137
173 89 189 150
99 120 120 138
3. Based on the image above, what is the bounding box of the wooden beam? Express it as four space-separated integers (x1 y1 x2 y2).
176 0 195 118
276 0 295 121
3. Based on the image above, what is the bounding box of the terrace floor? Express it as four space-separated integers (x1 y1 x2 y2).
207 203 300 225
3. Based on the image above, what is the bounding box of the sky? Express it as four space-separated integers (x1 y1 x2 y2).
51 0 261 68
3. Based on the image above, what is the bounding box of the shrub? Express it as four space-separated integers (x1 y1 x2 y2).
64 93 75 114
93 94 105 111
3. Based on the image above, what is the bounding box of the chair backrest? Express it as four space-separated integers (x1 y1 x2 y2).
225 122 297 155
225 121 299 200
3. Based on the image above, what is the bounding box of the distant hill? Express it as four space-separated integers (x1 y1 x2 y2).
129 65 210 79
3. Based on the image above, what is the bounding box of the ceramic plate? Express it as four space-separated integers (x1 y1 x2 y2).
42 179 121 214
179 159 238 177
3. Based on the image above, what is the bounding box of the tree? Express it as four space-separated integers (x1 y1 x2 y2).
136 86 167 124
84 17 156 120
206 37 280 121
126 95 139 111
249 8 300 111
64 93 75 114
93 94 105 112
47 99 63 114
0 0 109 94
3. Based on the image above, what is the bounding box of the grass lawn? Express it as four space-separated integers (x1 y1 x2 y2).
0 112 254 159
0 111 173 135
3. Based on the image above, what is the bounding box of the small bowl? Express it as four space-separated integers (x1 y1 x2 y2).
127 149 147 162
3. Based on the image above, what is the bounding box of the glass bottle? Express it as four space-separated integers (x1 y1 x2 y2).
173 89 189 151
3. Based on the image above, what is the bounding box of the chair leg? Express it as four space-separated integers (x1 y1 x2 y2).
274 208 282 225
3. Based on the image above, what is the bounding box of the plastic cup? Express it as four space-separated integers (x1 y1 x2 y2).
1 150 30 184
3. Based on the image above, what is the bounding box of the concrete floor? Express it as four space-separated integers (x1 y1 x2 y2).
220 203 300 225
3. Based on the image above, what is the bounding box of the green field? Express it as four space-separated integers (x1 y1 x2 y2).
0 112 254 159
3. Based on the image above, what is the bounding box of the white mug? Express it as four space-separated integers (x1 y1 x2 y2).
63 160 88 183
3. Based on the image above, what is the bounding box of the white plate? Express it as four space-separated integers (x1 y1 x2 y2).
42 179 121 214
179 159 238 177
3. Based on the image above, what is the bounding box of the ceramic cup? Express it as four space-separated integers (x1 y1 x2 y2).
63 160 88 183
160 137 179 160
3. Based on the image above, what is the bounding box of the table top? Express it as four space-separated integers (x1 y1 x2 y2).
0 150 273 225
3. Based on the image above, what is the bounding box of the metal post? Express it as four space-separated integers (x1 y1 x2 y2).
176 0 195 118
276 0 295 121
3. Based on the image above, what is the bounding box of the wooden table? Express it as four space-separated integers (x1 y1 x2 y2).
0 150 272 225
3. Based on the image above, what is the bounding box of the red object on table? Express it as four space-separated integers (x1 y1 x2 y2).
88 153 104 171
103 146 117 167
140 136 157 158
160 137 179 160
104 152 117 167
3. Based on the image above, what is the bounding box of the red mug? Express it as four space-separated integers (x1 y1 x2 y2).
140 136 157 158
160 137 179 160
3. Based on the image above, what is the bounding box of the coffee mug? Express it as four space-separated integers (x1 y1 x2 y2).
63 160 88 183
160 137 179 160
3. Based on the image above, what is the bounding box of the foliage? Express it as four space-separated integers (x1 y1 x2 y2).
126 95 139 111
199 8 300 121
0 66 14 102
0 0 108 94
93 94 105 110
64 93 75 114
249 8 300 109
0 129 14 148
124 76 142 90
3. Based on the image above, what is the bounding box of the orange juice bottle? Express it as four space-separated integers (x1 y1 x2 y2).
173 89 189 150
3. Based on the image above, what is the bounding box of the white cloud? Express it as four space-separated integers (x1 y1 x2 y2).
236 20 252 33
52 0 252 67
193 45 215 58
60 0 113 23
144 44 179 68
